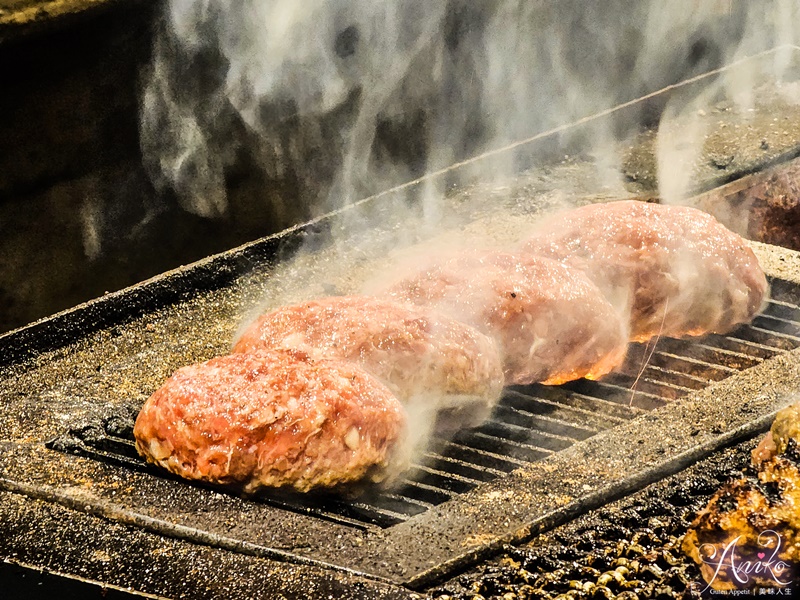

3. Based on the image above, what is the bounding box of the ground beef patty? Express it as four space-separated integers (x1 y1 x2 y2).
522 200 768 342
367 250 628 386
233 296 504 430
133 349 406 493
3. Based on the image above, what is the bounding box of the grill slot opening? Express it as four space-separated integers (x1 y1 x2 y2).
46 277 800 530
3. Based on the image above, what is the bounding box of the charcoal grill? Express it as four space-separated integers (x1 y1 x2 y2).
4 219 800 598
42 286 800 533
5 46 800 599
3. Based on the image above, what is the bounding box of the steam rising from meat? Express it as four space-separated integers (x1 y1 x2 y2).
365 250 629 387
231 295 505 434
140 1 800 222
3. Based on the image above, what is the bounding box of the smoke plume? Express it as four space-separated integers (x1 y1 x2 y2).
140 1 799 228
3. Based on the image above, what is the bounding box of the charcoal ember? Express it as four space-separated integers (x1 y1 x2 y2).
578 565 601 579
623 542 647 559
646 517 670 538
680 475 723 498
653 585 676 600
103 410 136 438
666 480 710 507
590 585 614 599
71 423 105 445
591 523 632 542
682 581 705 599
640 498 675 518
662 567 690 591
513 585 543 599
639 563 665 581
617 508 643 528
572 534 600 553
45 434 84 455
471 572 510 597
553 543 583 561
653 549 683 571
522 554 562 574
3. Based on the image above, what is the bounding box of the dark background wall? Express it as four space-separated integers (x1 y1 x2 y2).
0 0 311 332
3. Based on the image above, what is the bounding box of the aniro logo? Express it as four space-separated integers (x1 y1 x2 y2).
699 530 794 591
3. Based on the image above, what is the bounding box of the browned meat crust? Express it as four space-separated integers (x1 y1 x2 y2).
683 446 800 590
133 350 406 493
685 402 800 590
522 201 768 342
368 250 628 386
232 295 503 429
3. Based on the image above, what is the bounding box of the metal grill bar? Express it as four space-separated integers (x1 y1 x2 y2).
500 392 621 430
432 439 529 470
46 278 800 530
609 370 700 396
730 324 800 350
450 430 552 463
395 479 455 503
563 379 668 410
698 333 781 359
408 465 484 491
656 339 763 369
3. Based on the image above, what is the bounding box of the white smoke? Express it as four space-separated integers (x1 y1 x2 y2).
654 4 800 206
140 1 799 229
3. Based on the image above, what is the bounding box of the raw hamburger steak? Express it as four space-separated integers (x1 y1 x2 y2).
233 296 504 429
522 200 768 342
368 250 628 386
133 349 406 493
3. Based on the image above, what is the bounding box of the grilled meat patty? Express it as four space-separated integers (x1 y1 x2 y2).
521 201 768 342
233 295 504 431
367 250 628 386
133 349 406 493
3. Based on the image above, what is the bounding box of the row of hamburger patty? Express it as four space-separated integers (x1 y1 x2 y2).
132 200 768 494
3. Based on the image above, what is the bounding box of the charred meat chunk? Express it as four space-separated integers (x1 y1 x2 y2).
682 456 800 590
685 402 800 590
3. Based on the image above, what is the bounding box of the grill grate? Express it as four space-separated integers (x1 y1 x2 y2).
47 278 800 530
